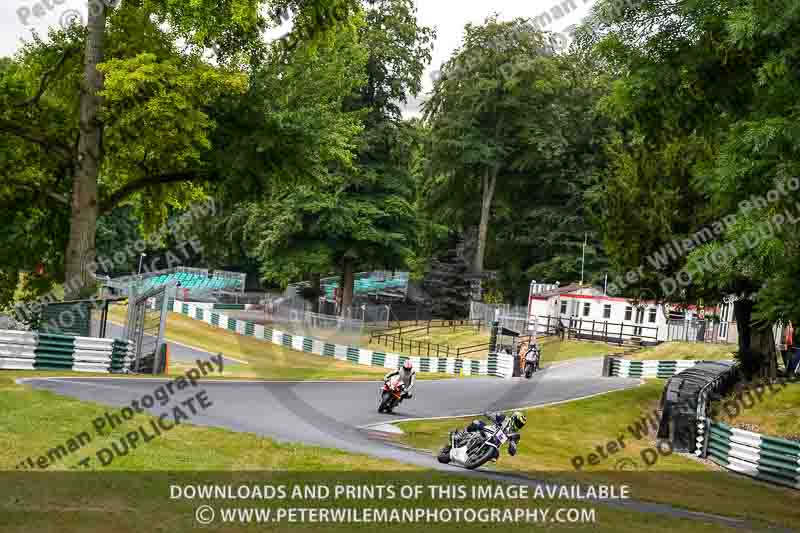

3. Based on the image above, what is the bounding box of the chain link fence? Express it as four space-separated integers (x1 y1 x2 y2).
470 301 532 333
261 296 367 344
664 319 737 344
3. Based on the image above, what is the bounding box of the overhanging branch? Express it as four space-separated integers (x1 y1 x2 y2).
2 177 69 208
100 171 216 213
0 119 74 161
15 46 79 109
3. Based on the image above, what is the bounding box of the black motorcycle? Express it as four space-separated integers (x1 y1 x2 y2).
524 346 541 378
437 413 520 470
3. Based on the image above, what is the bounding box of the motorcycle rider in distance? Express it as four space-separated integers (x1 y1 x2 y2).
523 341 541 376
384 360 416 400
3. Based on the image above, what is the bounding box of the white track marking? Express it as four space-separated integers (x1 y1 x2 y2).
358 383 644 429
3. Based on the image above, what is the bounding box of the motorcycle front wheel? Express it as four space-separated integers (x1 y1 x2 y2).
464 445 498 470
385 396 398 414
378 391 390 413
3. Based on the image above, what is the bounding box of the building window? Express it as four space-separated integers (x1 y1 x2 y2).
583 302 591 317
625 306 632 321
603 304 611 319
560 301 567 315
649 308 657 323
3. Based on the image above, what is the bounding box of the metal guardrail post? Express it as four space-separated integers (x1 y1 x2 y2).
152 283 176 375
601 355 612 377
489 320 499 354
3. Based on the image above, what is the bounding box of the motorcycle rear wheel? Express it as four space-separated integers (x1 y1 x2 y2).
437 445 452 464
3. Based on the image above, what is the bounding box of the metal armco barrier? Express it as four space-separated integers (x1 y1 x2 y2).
174 301 513 378
699 420 800 490
0 330 134 373
604 356 712 378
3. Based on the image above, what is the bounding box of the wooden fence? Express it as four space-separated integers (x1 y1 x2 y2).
534 315 659 345
368 319 487 358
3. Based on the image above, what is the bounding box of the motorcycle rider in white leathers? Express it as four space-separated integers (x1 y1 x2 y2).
384 360 416 399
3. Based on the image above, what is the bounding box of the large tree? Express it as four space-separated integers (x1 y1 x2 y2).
424 17 568 274
581 0 800 376
0 0 358 302
247 0 435 315
489 51 612 303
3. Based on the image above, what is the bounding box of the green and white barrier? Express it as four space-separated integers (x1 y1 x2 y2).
699 420 800 490
174 301 512 378
607 357 704 378
0 330 134 373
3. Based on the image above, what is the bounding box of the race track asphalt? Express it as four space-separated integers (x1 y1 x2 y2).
18 355 777 529
21 357 635 462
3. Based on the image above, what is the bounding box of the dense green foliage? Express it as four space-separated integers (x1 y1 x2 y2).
243 0 434 311
3 0 800 374
580 0 800 374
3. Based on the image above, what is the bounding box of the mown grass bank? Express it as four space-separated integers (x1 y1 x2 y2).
394 382 799 529
108 306 458 381
712 380 800 440
0 371 738 533
630 342 736 361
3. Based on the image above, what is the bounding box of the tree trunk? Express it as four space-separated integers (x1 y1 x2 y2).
473 168 497 274
340 258 354 318
311 272 321 314
752 325 777 380
64 3 106 299
734 299 754 375
733 298 776 378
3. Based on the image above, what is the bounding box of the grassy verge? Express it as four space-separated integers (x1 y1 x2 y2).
538 338 625 365
0 371 755 532
223 309 372 345
713 381 800 439
393 382 799 528
0 370 415 472
629 342 737 361
108 306 460 381
368 325 626 366
366 325 489 357
384 325 489 346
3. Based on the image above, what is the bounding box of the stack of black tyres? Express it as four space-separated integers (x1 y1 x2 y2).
657 361 739 452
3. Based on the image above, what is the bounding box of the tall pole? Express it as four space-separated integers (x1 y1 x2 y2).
580 232 587 285
604 273 608 296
